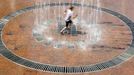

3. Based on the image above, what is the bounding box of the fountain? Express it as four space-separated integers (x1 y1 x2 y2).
32 0 102 50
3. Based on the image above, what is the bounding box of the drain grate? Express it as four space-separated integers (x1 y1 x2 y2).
1 48 133 73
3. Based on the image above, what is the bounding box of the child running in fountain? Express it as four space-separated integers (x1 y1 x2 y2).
60 6 78 35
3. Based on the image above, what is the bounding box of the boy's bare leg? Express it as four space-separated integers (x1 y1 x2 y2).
66 24 71 34
60 27 66 34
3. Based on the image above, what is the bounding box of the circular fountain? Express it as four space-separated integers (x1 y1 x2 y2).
0 0 134 74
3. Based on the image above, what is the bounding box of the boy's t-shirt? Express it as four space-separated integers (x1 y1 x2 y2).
65 9 73 21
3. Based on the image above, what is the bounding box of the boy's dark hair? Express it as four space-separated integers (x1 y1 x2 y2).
69 6 74 10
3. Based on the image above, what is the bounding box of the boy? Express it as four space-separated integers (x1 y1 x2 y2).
60 6 78 34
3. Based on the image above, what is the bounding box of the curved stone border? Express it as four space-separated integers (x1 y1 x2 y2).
0 3 134 73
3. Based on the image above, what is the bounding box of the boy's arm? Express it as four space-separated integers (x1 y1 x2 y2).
72 14 78 19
